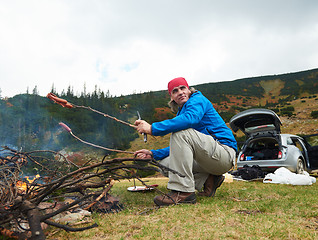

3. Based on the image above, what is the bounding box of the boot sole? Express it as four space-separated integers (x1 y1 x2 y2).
154 194 197 206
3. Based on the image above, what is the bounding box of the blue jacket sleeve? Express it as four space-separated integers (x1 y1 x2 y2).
151 147 170 160
151 95 206 136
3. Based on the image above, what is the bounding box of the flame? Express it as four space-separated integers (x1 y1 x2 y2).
16 174 40 193
25 174 40 184
16 181 27 193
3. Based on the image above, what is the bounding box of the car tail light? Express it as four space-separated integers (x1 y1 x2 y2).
277 151 282 159
240 154 245 161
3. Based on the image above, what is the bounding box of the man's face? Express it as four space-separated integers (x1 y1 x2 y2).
170 85 191 107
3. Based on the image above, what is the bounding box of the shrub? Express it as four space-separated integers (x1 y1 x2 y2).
280 106 294 117
281 106 295 112
311 111 318 118
280 111 294 117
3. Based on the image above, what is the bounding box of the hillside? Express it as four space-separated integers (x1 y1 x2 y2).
116 95 317 159
118 68 318 157
0 68 317 153
280 96 318 135
129 68 318 121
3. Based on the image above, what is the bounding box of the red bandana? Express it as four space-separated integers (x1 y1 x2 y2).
168 77 189 95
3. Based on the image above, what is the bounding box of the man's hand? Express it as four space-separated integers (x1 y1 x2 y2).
134 149 153 159
134 120 152 135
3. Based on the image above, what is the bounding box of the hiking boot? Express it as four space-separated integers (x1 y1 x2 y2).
198 174 225 197
154 190 196 206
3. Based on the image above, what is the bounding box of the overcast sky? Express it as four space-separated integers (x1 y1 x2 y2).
1 0 318 98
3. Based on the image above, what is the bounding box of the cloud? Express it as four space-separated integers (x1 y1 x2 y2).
0 0 318 97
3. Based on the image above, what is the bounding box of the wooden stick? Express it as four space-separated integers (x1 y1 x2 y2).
84 179 115 210
59 122 135 154
74 105 136 129
71 131 135 154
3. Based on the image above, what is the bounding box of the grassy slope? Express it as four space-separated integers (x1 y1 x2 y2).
47 97 318 239
48 178 318 240
47 77 318 239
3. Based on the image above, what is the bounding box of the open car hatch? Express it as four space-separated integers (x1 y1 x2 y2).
229 108 282 136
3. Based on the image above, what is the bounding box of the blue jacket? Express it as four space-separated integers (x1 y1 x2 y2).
151 91 237 160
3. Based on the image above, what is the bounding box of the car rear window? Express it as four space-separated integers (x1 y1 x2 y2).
245 124 276 134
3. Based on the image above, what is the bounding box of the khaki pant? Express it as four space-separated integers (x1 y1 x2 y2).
159 128 236 192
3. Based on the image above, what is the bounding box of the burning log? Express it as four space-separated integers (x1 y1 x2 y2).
0 146 184 239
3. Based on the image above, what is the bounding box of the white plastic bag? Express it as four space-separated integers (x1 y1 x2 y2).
263 167 316 185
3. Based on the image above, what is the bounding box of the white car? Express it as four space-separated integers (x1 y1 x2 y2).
229 108 318 174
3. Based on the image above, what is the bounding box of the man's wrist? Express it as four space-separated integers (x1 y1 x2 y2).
149 150 153 157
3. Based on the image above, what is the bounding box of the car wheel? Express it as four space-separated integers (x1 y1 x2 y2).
296 158 306 174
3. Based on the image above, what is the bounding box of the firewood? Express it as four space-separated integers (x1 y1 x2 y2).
0 146 183 237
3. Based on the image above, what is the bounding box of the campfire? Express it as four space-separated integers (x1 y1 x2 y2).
16 175 40 194
0 146 182 239
0 94 184 239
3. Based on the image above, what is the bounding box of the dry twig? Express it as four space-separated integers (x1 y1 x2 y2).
0 146 183 239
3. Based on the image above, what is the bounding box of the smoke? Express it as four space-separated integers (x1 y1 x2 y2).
0 93 138 155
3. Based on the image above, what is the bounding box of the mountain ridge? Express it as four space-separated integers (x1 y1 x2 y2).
0 67 317 152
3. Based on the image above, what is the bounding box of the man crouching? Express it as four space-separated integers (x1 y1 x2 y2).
134 77 237 206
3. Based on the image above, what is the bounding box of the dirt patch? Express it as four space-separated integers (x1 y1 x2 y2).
236 209 263 215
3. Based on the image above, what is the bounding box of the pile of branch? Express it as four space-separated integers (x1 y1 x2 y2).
0 146 182 239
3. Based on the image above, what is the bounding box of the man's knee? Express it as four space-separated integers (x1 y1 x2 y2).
171 128 194 140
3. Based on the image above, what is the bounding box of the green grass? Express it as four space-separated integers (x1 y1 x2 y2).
47 177 318 240
44 135 318 239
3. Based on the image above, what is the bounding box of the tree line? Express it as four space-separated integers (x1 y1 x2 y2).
0 88 167 153
1 67 317 153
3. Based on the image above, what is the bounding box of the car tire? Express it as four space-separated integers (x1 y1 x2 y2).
296 158 306 174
